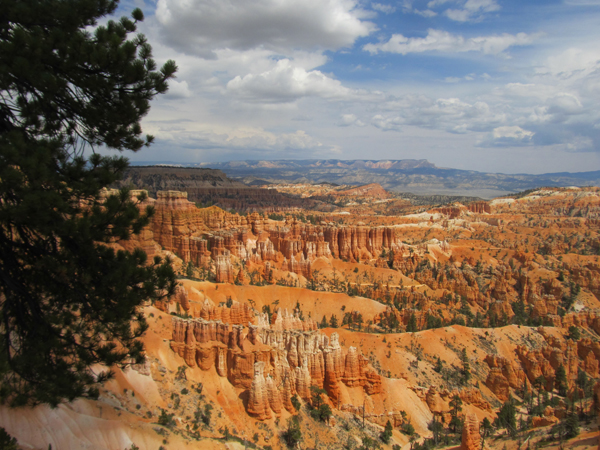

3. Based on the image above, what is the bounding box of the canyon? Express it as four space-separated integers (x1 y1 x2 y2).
3 183 600 450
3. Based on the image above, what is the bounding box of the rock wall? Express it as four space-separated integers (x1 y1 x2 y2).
170 314 381 420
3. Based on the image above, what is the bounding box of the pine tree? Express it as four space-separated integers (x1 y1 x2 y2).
0 0 177 406
329 314 339 328
449 394 463 433
481 417 493 448
555 364 567 396
0 428 18 450
567 326 581 341
320 316 328 329
407 313 418 332
564 408 580 439
380 420 393 444
496 399 517 436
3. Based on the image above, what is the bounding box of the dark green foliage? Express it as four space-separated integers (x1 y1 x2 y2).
382 311 400 331
458 300 474 320
320 316 328 329
550 408 579 440
329 314 339 328
282 416 302 448
311 403 332 422
196 403 212 426
427 418 444 445
449 394 463 433
380 420 393 444
567 326 581 341
425 313 442 330
406 313 418 332
563 283 581 312
576 369 593 399
186 261 195 278
480 417 492 445
0 0 178 407
158 409 176 428
511 299 527 325
0 428 18 450
401 422 415 436
434 356 443 373
495 399 517 435
308 385 332 422
357 436 380 450
564 410 580 438
555 364 567 396
291 394 301 411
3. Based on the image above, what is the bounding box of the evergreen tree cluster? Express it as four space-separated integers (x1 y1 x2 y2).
0 0 177 405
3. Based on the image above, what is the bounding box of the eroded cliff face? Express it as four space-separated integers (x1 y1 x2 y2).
170 308 381 420
140 190 418 285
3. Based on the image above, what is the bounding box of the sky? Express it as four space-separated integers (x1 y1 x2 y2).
113 0 600 174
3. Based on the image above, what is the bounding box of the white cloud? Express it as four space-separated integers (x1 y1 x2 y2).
444 73 476 83
364 29 538 56
371 114 403 131
155 0 376 58
372 2 396 14
445 0 500 22
493 126 534 140
147 120 324 152
339 114 366 126
427 0 452 8
164 79 192 98
540 48 600 80
477 126 534 147
226 59 354 103
135 0 600 172
370 94 510 135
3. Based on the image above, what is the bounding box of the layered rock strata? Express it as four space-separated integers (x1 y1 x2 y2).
170 315 381 420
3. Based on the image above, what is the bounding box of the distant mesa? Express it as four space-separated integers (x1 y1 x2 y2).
183 159 600 199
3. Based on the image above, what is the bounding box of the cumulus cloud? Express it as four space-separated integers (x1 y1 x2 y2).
540 48 600 80
364 29 538 56
155 0 376 58
339 114 365 126
226 59 354 103
147 120 324 153
225 59 385 104
373 95 506 134
164 79 192 98
477 126 534 147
